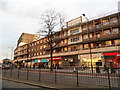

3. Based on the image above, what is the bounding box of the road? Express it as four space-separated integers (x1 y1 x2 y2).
2 69 119 88
2 79 50 90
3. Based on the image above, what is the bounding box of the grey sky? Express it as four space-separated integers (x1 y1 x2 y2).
0 0 119 60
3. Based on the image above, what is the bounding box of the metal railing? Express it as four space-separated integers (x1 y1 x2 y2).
2 66 120 89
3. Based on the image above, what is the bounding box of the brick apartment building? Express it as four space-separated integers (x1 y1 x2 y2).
14 12 120 68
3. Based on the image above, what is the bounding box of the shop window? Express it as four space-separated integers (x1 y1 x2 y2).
114 39 120 44
105 41 112 46
112 28 119 34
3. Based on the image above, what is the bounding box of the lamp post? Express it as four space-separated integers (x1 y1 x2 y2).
8 47 13 77
82 14 93 73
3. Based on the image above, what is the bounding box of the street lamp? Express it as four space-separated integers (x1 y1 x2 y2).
82 14 93 73
8 47 13 60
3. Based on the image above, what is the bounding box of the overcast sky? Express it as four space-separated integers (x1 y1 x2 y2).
0 0 119 60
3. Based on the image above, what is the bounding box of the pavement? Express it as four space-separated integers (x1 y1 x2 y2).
1 69 120 90
2 75 110 90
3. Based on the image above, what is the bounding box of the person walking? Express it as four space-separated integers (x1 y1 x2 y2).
110 62 115 73
33 64 35 70
103 63 107 72
96 65 100 73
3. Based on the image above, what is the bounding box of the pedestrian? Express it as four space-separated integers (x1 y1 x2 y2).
33 64 35 70
103 63 107 72
73 66 76 72
96 65 100 73
110 62 115 73
81 64 85 70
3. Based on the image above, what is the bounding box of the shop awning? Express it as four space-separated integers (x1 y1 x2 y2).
104 52 120 56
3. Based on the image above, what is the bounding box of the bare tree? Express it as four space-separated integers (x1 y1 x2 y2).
39 10 66 71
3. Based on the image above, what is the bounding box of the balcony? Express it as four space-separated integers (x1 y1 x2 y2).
59 43 67 47
14 52 28 57
110 21 120 28
83 32 120 43
92 45 120 53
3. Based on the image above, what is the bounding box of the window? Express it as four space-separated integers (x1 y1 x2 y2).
64 39 67 43
88 25 92 29
84 44 89 49
91 43 94 48
103 20 109 25
112 28 119 33
114 39 120 44
104 30 110 35
82 26 87 30
70 29 79 34
37 53 39 56
71 37 79 42
110 18 118 23
96 43 102 47
64 47 68 51
79 45 83 49
64 32 67 36
96 33 100 38
95 23 100 28
83 34 88 39
105 41 112 46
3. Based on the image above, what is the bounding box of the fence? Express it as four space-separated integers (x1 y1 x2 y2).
2 67 120 90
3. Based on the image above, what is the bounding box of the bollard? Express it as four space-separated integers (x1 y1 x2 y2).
27 68 29 80
55 66 57 83
76 67 79 86
39 67 41 81
4 69 6 76
18 68 20 78
107 68 111 90
118 69 120 90
10 68 12 77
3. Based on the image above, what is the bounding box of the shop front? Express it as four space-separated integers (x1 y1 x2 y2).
78 53 103 67
33 59 48 68
40 59 48 68
47 57 61 68
104 52 120 67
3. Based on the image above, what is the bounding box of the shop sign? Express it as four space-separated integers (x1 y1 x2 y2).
41 59 48 62
104 52 120 56
48 57 61 61
38 60 40 63
34 60 38 63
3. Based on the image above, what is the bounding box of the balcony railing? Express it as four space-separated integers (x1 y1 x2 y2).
82 21 119 35
83 32 120 43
